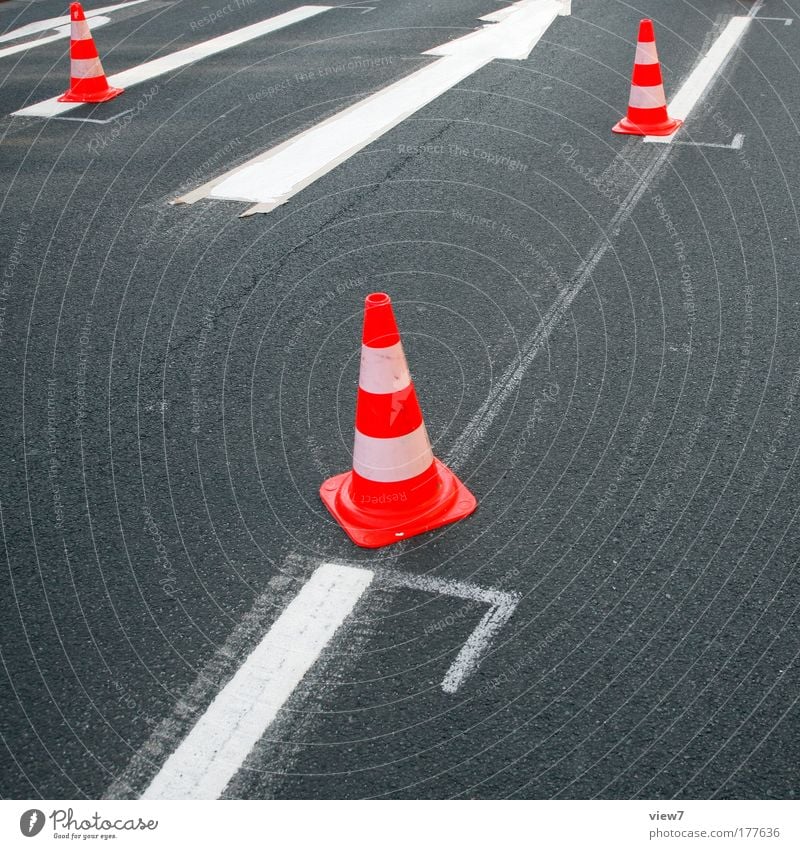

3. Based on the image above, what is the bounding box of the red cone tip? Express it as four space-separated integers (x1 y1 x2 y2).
362 292 400 348
638 18 655 43
71 2 86 21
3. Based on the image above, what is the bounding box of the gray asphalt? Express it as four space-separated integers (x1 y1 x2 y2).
1 0 798 800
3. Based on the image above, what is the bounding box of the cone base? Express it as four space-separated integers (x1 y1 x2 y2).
612 115 682 136
320 458 477 548
58 85 124 104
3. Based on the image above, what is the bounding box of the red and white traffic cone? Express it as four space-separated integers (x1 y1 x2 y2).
320 292 477 548
58 2 123 104
613 19 680 136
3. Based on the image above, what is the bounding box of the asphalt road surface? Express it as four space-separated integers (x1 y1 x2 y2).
1 0 799 800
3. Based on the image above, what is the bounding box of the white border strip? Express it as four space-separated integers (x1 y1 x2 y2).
645 16 751 143
11 5 331 118
141 563 373 799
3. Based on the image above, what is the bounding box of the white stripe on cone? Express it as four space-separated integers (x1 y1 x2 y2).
359 342 411 395
634 41 659 65
70 56 105 78
352 423 434 483
72 20 93 40
627 83 667 109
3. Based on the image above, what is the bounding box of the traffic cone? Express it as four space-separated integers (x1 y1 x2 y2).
320 292 477 548
58 2 123 104
613 19 681 136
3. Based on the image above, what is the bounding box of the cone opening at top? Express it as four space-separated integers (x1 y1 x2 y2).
638 18 655 42
366 292 391 307
71 2 86 21
363 292 400 348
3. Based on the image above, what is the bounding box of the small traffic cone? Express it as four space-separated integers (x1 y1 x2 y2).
58 2 123 104
320 292 477 548
613 19 680 136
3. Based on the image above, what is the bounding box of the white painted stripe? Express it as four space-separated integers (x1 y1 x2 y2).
0 0 147 44
645 16 752 143
175 0 569 211
353 423 433 483
141 563 373 800
634 40 659 65
627 82 666 109
359 342 411 395
12 5 331 118
428 0 563 60
70 57 104 79
197 54 488 207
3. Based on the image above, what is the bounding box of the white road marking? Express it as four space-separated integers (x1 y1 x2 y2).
175 0 571 213
0 19 111 60
109 559 516 798
756 17 793 25
0 0 147 44
11 5 331 119
377 568 520 693
50 108 133 124
141 563 373 800
645 16 752 144
670 133 744 150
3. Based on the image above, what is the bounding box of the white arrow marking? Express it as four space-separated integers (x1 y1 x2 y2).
175 0 571 213
11 6 331 119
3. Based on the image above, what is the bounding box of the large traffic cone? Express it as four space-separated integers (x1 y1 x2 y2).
320 292 477 548
613 19 680 136
58 2 123 104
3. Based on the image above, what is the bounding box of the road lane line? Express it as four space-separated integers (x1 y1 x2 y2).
11 5 331 119
449 8 760 466
645 16 752 144
175 0 571 213
140 563 372 800
109 560 517 798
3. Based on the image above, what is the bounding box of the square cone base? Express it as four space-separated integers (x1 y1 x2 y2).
612 115 682 136
58 85 124 103
320 458 477 548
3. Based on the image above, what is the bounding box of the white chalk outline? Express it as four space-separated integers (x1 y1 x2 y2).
375 567 520 694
